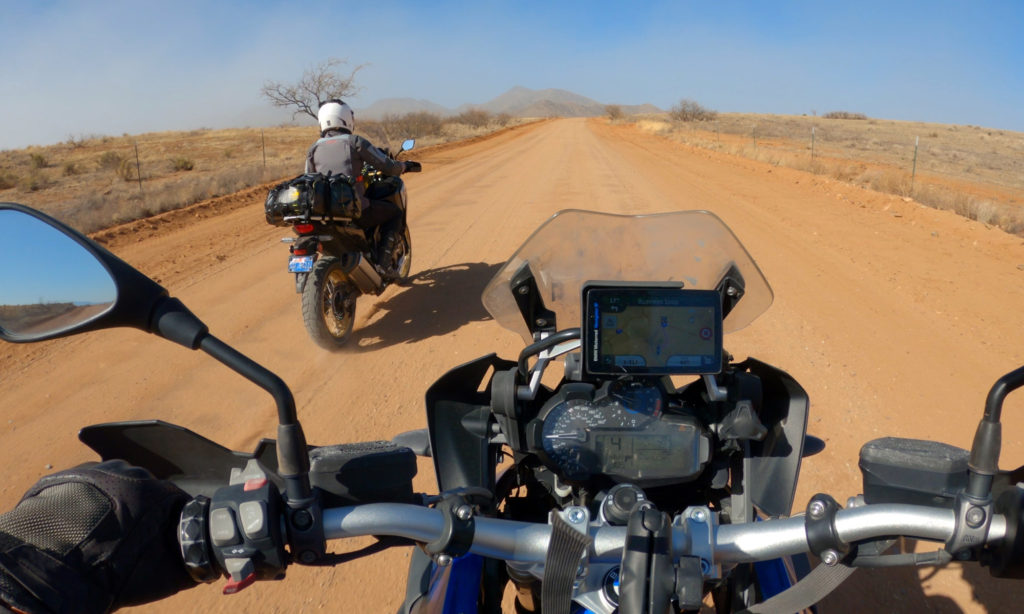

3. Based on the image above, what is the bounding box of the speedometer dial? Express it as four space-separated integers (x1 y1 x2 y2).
538 386 709 485
541 399 648 480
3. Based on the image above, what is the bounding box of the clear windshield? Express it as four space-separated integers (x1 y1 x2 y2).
482 210 773 343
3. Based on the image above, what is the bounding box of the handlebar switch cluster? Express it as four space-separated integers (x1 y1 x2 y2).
805 493 849 564
206 459 288 594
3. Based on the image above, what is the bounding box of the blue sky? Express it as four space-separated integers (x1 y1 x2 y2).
0 209 116 305
1 1 1021 149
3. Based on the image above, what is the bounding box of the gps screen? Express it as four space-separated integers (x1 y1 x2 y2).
583 286 722 376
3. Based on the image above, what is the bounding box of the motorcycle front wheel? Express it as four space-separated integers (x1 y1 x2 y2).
302 256 357 349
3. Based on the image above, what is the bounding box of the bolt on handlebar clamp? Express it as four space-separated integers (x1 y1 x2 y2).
805 493 849 566
423 488 491 565
946 491 994 559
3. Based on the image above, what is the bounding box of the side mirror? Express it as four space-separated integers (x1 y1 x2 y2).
0 203 174 342
0 202 313 510
401 139 415 152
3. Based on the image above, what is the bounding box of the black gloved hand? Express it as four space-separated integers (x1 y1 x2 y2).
404 161 422 173
0 460 197 614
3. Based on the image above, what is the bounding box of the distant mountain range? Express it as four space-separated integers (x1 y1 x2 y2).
359 86 661 119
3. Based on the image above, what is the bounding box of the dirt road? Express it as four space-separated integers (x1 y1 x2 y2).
4 117 1024 612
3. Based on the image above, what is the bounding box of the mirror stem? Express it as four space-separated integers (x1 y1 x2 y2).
967 365 1024 499
197 334 312 502
150 296 312 501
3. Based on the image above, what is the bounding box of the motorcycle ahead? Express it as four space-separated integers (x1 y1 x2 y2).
2 203 1024 614
265 139 422 349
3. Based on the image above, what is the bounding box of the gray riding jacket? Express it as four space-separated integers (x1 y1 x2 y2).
304 129 405 210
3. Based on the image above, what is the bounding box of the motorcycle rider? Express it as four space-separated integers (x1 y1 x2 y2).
0 461 197 613
305 99 416 280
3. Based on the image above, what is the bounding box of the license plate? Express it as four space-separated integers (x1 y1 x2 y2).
288 256 314 273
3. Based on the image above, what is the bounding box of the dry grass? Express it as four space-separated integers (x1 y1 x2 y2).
631 112 1024 235
0 114 526 234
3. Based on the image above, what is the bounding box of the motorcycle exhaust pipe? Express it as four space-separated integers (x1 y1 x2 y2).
338 252 382 294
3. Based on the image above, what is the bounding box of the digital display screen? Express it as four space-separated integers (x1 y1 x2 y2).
583 285 722 376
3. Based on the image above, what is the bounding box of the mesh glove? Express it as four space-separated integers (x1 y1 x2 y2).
404 161 422 173
0 460 196 613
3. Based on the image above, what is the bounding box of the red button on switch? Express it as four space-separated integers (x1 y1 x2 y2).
243 477 268 491
223 572 256 595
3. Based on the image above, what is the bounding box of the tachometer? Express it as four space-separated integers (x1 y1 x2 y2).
536 383 711 485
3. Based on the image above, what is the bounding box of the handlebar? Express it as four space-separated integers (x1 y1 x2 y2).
185 459 1024 609
321 500 1008 566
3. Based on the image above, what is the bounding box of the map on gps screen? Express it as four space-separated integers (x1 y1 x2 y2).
600 304 717 370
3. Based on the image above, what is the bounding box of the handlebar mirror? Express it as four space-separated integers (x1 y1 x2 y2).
401 139 415 152
0 205 118 341
0 202 173 343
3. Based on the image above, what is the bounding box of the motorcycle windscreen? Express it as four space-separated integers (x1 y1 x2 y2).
482 210 772 344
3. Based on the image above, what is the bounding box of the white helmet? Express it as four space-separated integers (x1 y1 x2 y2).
317 99 354 134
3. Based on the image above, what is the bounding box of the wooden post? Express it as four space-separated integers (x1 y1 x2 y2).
911 136 919 192
133 142 143 192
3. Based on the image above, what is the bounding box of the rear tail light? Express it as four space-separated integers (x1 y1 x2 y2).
292 248 309 256
294 223 315 234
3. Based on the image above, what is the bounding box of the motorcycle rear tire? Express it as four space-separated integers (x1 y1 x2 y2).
302 256 356 350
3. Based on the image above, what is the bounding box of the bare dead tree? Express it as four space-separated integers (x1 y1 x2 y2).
261 58 366 120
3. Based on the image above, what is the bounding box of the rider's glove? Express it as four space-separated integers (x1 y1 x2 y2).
0 460 196 614
404 161 422 173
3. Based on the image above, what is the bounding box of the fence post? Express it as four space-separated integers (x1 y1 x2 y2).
133 141 143 192
911 136 919 192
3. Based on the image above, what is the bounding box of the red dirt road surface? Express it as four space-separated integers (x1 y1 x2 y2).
3 118 1024 612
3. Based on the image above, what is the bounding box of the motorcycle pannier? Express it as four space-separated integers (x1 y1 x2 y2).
265 173 360 226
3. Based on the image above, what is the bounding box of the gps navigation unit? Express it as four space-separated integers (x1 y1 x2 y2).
582 283 723 376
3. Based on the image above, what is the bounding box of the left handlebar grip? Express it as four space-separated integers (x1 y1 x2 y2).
179 495 220 583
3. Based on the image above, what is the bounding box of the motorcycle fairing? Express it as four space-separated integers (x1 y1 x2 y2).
742 359 811 517
425 354 515 492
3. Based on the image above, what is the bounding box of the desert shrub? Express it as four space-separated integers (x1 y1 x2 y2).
865 169 913 197
29 153 48 169
450 109 491 128
493 113 513 126
0 172 16 190
62 162 82 176
170 156 195 171
117 159 138 182
669 99 717 122
98 151 126 170
823 111 868 120
18 170 52 192
605 105 624 121
382 112 444 139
